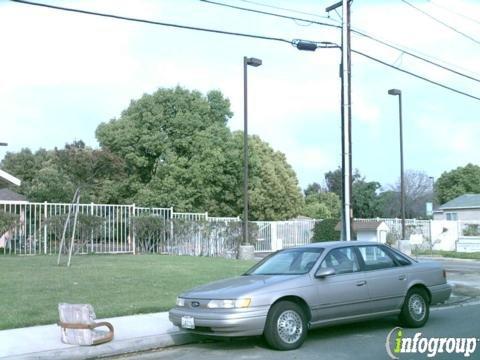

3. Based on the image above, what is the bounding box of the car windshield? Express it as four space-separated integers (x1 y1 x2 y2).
245 247 324 275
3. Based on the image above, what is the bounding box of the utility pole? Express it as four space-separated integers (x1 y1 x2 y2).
326 0 353 241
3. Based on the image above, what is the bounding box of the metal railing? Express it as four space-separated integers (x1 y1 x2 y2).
8 201 474 256
0 201 295 256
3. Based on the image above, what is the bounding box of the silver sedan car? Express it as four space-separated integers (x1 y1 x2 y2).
169 241 451 350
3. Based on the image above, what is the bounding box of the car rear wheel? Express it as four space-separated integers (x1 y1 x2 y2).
264 301 307 350
399 287 429 328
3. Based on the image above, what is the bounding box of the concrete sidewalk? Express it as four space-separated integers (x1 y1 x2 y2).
0 312 193 360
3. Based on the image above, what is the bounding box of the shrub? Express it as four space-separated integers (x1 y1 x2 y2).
0 211 19 235
312 219 340 242
44 213 104 253
133 215 168 253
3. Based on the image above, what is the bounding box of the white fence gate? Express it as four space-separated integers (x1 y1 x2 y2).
252 220 318 253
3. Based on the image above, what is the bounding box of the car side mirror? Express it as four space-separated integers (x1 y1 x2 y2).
315 267 336 278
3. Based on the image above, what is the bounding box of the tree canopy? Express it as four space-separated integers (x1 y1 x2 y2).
95 87 303 219
323 167 380 218
1 141 128 203
2 86 304 220
436 164 480 205
301 182 340 219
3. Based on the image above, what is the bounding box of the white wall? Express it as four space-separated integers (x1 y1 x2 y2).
357 230 377 242
430 220 458 251
434 209 480 221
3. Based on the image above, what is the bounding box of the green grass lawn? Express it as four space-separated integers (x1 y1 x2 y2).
414 249 480 260
0 255 256 330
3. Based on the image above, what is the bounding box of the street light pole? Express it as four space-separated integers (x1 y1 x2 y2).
243 56 262 247
388 89 406 240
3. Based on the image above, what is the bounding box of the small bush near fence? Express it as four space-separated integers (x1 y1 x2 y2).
132 216 259 257
312 219 340 242
0 211 19 235
462 224 480 237
133 215 168 253
44 214 104 254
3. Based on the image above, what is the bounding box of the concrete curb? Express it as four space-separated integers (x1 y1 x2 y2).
4 330 195 360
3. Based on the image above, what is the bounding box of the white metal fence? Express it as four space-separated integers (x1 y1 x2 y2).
0 200 316 256
356 218 432 242
6 200 477 256
253 220 318 253
0 201 242 256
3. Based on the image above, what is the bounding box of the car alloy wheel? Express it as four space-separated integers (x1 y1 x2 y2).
264 300 308 350
399 287 429 328
408 293 426 321
277 310 303 344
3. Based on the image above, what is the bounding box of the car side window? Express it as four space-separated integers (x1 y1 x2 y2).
357 245 396 271
319 247 360 274
387 248 412 266
299 252 320 272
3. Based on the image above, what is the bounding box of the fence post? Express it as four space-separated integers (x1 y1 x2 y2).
170 207 174 249
90 202 94 253
132 204 136 255
271 223 279 251
43 201 48 254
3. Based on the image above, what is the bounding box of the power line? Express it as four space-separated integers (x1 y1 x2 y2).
9 0 480 102
236 0 337 21
400 0 480 46
351 25 480 79
351 29 480 84
429 0 480 26
352 49 480 102
199 0 341 29
9 0 292 45
202 0 480 83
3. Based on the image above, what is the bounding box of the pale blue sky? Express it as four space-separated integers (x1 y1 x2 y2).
1 0 479 190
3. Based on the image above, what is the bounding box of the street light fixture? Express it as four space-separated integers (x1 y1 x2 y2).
294 39 354 241
388 88 406 240
243 56 262 248
0 143 7 146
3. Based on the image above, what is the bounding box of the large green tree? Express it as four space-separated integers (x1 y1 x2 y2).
436 164 480 204
301 182 340 219
96 87 303 219
1 142 128 203
323 167 380 218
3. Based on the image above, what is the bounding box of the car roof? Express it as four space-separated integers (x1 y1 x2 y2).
300 241 386 250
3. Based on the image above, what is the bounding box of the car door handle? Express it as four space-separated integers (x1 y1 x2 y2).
356 280 367 286
398 275 406 281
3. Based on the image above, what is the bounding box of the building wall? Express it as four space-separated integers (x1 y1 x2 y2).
357 230 377 242
433 209 480 221
430 221 458 251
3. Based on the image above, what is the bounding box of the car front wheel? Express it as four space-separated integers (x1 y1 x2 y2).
399 287 430 328
264 301 308 350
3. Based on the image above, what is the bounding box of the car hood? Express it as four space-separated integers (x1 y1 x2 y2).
180 274 306 299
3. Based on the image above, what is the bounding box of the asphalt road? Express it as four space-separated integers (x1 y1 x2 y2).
417 257 480 274
113 302 480 360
